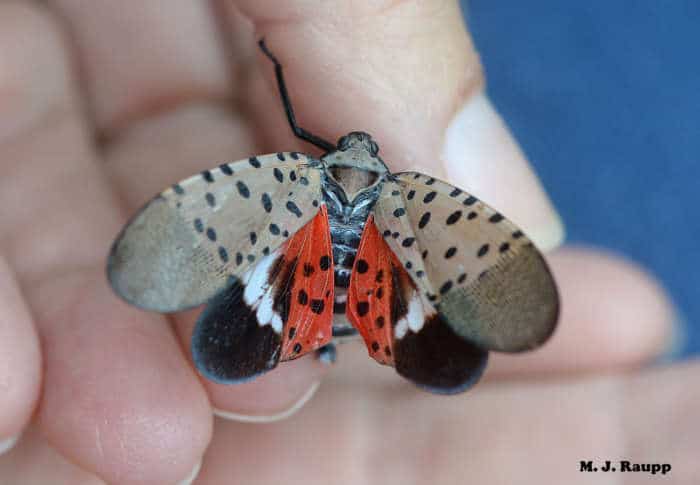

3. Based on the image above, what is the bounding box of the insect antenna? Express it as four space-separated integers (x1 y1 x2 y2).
258 39 336 153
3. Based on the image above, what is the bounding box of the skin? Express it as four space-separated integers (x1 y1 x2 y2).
0 1 696 483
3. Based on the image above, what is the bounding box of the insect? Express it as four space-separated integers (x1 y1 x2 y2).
107 40 559 394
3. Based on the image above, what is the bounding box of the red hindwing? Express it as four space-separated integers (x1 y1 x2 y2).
279 205 334 360
346 216 413 365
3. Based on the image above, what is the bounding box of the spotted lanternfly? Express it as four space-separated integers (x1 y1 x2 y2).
107 40 559 394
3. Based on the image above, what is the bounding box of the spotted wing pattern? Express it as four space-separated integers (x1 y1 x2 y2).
191 206 334 383
108 152 323 312
346 217 488 393
372 173 559 352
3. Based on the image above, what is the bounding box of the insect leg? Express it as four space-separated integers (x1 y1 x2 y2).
258 39 336 153
315 343 337 365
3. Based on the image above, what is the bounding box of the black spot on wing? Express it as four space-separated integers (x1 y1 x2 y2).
193 218 204 233
201 170 214 183
446 211 462 225
393 314 488 394
261 193 273 213
286 201 302 218
236 181 250 198
249 157 262 168
310 299 325 314
273 167 284 183
191 278 281 384
477 244 490 258
418 212 431 229
356 301 370 317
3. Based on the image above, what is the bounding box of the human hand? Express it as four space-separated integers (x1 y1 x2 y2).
0 1 695 484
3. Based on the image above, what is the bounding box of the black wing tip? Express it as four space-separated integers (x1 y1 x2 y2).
190 279 282 385
394 314 490 395
415 361 488 395
192 352 274 385
190 326 279 385
403 350 489 395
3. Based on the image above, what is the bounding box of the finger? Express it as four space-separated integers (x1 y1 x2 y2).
198 361 700 484
487 246 677 379
0 427 103 484
0 256 41 452
235 0 563 250
47 0 232 136
0 4 210 483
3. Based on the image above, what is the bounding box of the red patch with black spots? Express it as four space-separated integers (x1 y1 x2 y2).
279 205 334 360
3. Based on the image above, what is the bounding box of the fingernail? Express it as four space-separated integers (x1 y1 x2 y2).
656 311 688 364
442 92 565 252
0 435 19 456
177 460 202 485
213 381 320 424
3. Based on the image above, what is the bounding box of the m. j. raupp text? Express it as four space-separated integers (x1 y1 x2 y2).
580 460 671 475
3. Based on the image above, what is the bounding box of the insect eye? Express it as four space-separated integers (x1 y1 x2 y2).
337 135 350 150
369 141 379 156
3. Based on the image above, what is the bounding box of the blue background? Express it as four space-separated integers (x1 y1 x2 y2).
465 1 699 356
